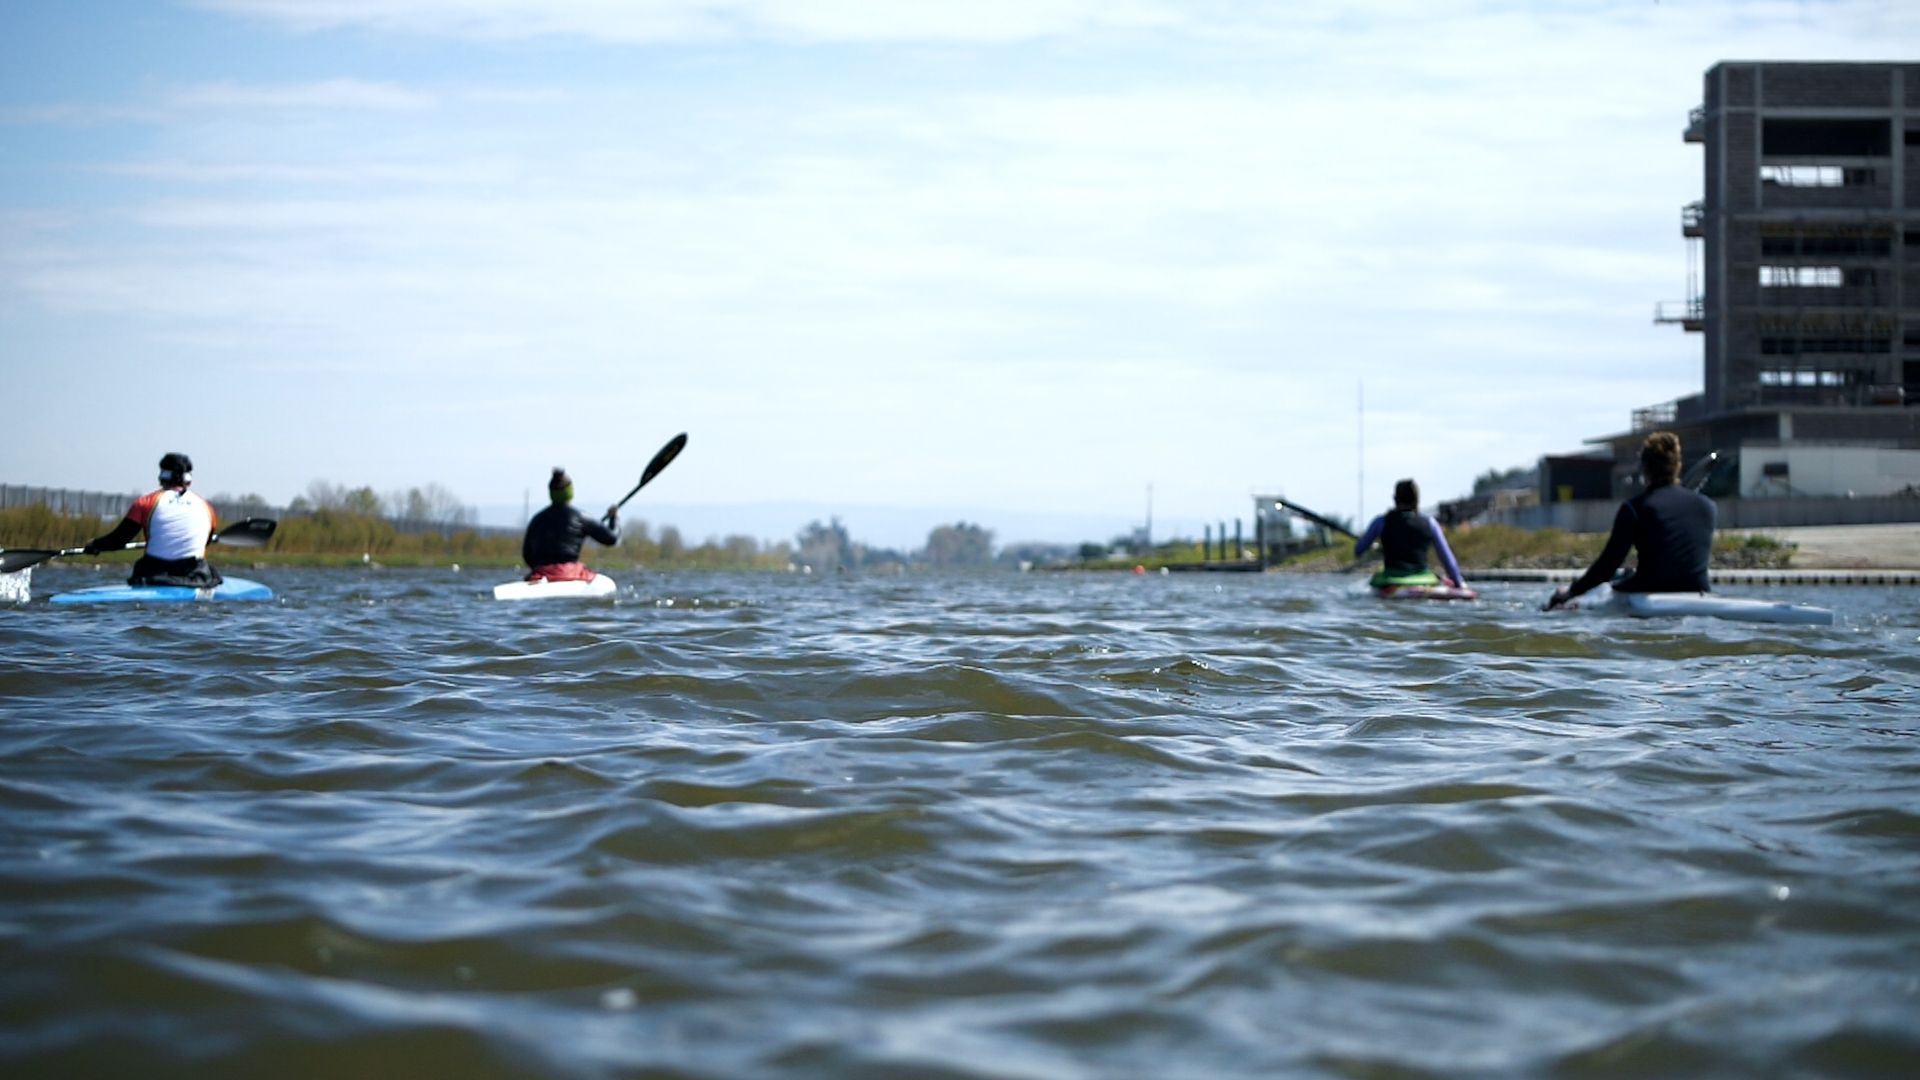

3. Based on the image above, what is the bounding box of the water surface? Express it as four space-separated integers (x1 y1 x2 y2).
3 567 1917 1078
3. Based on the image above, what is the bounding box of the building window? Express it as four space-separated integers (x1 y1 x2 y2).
1759 266 1842 287
1759 234 1891 257
1759 164 1879 187
1761 337 1893 355
1762 117 1890 156
1761 164 1842 187
1758 370 1851 387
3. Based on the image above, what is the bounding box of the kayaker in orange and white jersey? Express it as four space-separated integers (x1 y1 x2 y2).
520 467 620 582
83 452 224 587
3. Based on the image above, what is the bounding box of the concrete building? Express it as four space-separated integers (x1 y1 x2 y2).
1567 61 1920 525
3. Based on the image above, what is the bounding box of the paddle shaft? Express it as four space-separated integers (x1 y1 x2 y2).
1273 497 1359 540
0 517 277 575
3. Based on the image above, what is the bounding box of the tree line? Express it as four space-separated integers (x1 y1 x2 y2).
2 493 1019 572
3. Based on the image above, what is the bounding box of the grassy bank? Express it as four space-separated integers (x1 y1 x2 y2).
0 505 792 572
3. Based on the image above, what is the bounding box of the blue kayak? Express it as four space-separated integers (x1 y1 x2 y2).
49 576 274 605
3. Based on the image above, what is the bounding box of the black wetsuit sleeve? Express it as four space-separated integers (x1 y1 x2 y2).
1567 502 1636 599
584 516 618 547
86 517 142 554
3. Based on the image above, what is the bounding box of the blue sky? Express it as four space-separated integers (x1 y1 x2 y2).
1 1 1912 548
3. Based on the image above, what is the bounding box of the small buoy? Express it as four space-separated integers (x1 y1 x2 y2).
451 563 461 572
1133 565 1146 575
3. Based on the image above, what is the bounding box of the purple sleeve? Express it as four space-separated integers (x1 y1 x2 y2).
1427 518 1464 585
1353 515 1384 558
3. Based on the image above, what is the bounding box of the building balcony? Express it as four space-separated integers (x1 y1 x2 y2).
1654 298 1704 332
1682 201 1704 238
1684 105 1705 143
1631 394 1705 433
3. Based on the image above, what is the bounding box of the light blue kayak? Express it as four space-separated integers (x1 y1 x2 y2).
49 576 274 605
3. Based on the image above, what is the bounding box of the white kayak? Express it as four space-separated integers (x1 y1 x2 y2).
492 574 617 601
1596 590 1833 626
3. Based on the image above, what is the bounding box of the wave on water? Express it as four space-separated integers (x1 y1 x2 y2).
3 568 1918 1077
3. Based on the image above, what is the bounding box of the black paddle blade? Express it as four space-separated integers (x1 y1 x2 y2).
640 433 688 488
615 433 689 510
212 518 277 547
0 548 63 574
1682 451 1720 492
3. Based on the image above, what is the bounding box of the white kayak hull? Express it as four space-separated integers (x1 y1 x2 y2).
1601 591 1833 626
492 575 617 601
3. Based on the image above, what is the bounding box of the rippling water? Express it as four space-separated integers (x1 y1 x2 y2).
3 566 1918 1078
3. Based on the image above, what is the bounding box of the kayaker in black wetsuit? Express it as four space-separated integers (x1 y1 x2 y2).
1547 431 1715 610
521 467 620 583
1353 478 1466 590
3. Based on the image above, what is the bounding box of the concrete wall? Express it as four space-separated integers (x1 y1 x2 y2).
1739 444 1920 497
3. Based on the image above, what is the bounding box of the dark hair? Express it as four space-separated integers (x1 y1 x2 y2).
1640 432 1682 485
158 451 193 484
1393 479 1419 510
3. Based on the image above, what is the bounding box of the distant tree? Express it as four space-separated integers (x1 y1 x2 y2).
210 492 273 518
796 518 854 571
385 483 474 533
995 541 1076 568
859 545 909 569
658 524 685 561
619 519 657 562
301 480 345 510
342 486 381 517
1078 542 1109 561
923 522 994 567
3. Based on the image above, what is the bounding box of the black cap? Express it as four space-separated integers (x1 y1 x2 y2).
159 452 193 483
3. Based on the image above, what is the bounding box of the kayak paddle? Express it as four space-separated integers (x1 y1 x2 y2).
1272 497 1359 540
1682 450 1721 492
0 517 278 575
605 433 688 523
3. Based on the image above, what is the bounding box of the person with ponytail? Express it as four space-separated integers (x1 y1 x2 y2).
1547 431 1716 609
519 467 620 583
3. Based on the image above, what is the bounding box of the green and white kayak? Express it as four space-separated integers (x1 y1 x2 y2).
49 577 274 605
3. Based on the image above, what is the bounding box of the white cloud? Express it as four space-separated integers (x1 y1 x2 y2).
6 0 1913 532
167 78 438 111
191 0 1188 43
